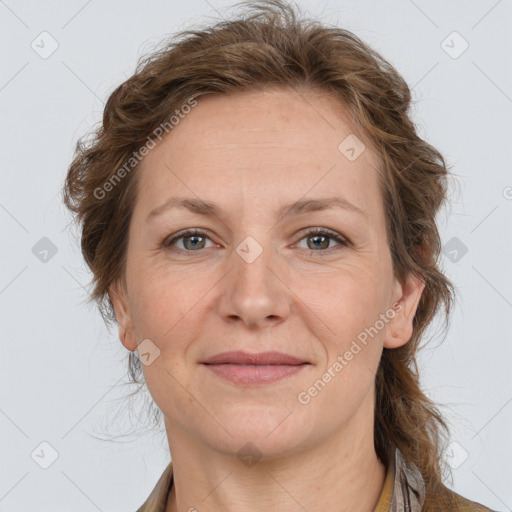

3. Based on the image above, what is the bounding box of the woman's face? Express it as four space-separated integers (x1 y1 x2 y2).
111 87 424 458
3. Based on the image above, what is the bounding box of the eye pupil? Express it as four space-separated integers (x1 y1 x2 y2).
308 234 329 250
184 234 205 250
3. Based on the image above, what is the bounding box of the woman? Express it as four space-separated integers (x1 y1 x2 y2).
62 1 495 510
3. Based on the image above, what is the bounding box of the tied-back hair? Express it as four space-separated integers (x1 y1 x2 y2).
63 0 455 495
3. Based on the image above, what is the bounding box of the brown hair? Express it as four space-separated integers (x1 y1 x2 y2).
62 0 455 495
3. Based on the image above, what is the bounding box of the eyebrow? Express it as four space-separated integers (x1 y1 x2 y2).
146 196 368 223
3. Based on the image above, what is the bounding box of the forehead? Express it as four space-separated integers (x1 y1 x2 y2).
134 87 383 220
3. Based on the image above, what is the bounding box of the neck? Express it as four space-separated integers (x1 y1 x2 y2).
165 410 387 512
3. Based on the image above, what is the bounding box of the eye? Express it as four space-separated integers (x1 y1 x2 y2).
163 229 216 254
295 227 350 255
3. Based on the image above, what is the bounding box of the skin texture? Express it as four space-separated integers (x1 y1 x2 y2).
110 87 425 512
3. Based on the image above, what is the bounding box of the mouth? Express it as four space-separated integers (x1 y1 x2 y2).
200 351 310 385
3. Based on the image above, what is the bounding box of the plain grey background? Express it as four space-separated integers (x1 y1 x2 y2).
1 0 511 511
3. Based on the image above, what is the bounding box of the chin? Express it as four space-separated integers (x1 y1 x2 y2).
199 408 316 460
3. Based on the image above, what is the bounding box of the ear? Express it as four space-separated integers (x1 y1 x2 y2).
383 272 425 349
109 279 138 352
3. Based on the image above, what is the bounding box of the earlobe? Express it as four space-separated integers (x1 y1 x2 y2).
109 279 138 352
383 272 425 349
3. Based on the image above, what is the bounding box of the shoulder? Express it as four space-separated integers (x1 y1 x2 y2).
391 447 496 512
424 483 496 512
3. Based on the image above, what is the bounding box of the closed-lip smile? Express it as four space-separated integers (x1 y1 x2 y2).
200 350 310 385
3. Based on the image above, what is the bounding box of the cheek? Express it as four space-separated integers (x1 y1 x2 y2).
303 274 388 407
130 270 207 416
308 265 391 338
301 265 391 395
128 260 211 339
126 264 216 397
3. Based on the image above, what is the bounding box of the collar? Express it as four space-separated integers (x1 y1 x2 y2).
389 447 426 511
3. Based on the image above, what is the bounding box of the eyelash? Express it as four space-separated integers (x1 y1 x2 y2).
162 227 350 256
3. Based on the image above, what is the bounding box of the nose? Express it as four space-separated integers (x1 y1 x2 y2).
216 238 291 330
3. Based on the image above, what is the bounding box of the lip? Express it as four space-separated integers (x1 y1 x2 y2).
200 351 310 385
201 350 307 365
